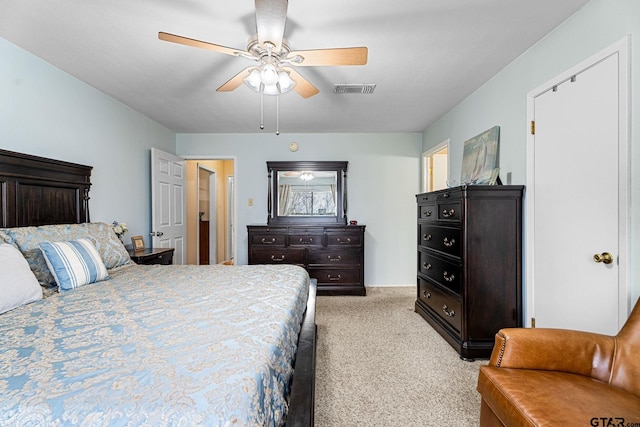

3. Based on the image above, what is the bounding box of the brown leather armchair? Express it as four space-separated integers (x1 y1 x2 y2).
477 299 640 426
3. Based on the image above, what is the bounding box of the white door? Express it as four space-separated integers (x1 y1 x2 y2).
527 39 630 335
151 148 186 264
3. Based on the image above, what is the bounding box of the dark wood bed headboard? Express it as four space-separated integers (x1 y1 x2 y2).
0 149 92 228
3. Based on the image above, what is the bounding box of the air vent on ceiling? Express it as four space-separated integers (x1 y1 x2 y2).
334 84 376 94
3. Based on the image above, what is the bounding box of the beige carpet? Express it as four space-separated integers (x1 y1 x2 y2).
314 287 485 427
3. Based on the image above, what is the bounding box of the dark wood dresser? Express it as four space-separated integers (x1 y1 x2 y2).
247 225 366 296
415 185 524 360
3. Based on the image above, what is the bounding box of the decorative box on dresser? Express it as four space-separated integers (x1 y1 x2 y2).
415 185 524 360
247 225 366 296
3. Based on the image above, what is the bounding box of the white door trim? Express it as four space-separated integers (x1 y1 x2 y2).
525 35 631 327
421 139 450 192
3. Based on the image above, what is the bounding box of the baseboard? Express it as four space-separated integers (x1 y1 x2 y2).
365 284 414 288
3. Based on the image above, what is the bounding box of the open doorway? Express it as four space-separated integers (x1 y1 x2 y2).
185 159 235 265
422 139 449 192
197 165 216 265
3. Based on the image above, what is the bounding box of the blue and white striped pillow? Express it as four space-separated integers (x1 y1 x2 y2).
39 239 109 290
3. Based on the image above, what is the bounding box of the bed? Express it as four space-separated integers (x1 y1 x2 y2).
0 149 316 426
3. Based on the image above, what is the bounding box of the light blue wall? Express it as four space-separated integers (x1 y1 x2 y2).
1 38 175 246
177 133 422 286
422 0 640 306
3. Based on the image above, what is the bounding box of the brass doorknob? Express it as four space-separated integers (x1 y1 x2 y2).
593 252 613 265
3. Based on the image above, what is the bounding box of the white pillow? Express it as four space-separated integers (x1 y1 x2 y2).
0 243 43 314
39 239 109 290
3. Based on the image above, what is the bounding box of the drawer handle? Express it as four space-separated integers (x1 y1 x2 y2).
443 237 455 247
299 238 313 244
261 238 276 244
423 234 432 241
423 210 432 217
337 238 351 244
271 255 285 262
442 209 455 218
423 290 431 299
328 274 341 281
328 255 342 262
442 304 455 317
443 271 455 282
443 193 450 199
422 262 432 270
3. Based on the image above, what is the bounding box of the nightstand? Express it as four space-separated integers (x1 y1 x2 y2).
128 248 175 265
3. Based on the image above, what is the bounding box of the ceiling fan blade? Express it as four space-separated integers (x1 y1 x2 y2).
288 47 368 66
158 32 242 57
283 67 319 98
255 0 288 52
217 67 254 92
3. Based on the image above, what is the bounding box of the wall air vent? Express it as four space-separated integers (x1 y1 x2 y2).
334 84 376 94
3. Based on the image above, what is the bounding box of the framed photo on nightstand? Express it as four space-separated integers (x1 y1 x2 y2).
131 235 145 251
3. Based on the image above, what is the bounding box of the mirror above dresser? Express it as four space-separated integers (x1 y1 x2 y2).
267 161 348 225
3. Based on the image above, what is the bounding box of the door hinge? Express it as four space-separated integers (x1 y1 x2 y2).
531 317 536 328
530 120 535 135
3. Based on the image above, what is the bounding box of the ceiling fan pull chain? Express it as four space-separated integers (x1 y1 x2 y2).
276 95 280 135
260 91 264 130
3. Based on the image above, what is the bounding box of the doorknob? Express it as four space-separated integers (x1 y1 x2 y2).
593 252 613 265
151 231 164 237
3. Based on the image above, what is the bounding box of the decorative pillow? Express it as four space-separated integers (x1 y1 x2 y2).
0 243 43 314
39 239 109 290
5 222 131 287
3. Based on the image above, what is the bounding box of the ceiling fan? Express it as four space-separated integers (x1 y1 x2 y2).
158 0 368 99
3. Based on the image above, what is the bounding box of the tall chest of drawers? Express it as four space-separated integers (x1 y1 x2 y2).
248 225 366 296
415 185 524 360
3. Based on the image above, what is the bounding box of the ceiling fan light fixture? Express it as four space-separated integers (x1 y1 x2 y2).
244 68 262 92
300 172 314 181
260 64 279 86
262 84 280 96
277 71 296 93
244 66 295 95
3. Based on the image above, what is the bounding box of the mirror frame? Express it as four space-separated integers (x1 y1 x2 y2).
267 161 348 225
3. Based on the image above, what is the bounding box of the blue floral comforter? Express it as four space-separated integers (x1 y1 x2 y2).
0 264 310 427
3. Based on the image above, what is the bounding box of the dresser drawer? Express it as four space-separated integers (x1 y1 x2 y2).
438 201 461 221
250 248 305 265
418 202 436 221
250 230 287 246
418 250 462 294
307 248 360 265
418 277 462 333
308 268 361 285
326 233 362 246
419 224 461 258
289 233 323 246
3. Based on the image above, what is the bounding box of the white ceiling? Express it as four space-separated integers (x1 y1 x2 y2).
0 0 590 134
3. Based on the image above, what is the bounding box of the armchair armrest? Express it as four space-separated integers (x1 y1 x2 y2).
488 328 616 382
